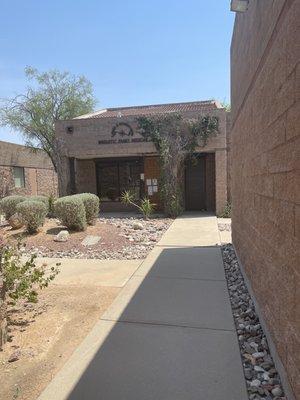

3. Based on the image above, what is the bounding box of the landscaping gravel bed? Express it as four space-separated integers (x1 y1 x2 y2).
221 244 286 400
24 217 173 260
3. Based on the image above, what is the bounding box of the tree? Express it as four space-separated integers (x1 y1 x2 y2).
137 113 219 217
0 67 97 194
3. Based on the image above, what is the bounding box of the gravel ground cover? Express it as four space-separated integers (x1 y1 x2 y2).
222 244 286 400
1 216 173 260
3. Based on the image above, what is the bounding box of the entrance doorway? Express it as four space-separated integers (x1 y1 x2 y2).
96 158 142 202
185 153 215 212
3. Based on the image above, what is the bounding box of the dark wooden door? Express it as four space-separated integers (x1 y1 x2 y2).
185 156 206 211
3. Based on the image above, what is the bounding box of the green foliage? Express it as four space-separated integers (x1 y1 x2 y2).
188 115 219 146
30 195 50 212
0 241 59 305
48 193 57 218
54 195 87 231
121 190 155 219
218 202 232 218
0 196 26 219
137 113 219 217
0 67 97 174
16 200 47 233
72 193 100 224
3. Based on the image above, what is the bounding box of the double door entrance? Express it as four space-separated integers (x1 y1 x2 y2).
96 158 142 202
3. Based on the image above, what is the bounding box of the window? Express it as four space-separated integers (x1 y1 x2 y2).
13 167 25 188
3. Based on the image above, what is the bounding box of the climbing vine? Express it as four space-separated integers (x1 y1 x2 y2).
137 113 219 217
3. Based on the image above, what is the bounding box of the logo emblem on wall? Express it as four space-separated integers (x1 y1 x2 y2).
111 122 134 138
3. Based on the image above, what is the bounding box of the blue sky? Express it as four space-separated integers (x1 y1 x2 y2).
0 0 235 144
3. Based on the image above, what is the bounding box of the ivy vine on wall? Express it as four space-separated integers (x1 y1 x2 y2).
137 113 219 217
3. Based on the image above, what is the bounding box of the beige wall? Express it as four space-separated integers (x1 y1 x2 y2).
231 1 300 397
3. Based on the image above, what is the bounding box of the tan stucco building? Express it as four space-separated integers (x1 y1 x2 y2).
55 100 229 214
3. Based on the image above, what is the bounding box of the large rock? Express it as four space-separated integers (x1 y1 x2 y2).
54 230 69 242
8 213 24 229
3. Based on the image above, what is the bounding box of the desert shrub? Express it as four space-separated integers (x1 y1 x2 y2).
16 200 47 233
72 193 100 224
121 190 155 219
54 195 87 231
0 240 59 305
0 195 26 220
30 195 50 212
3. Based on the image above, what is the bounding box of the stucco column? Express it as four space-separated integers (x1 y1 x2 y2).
215 149 227 215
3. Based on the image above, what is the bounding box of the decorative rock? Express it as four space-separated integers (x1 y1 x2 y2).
271 386 283 397
81 235 101 246
8 213 24 229
8 350 21 362
252 352 265 359
54 230 69 242
250 379 261 388
133 222 143 230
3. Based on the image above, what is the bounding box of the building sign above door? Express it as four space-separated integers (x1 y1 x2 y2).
111 122 133 138
98 122 149 145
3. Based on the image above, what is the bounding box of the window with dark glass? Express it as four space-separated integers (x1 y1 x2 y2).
13 166 25 188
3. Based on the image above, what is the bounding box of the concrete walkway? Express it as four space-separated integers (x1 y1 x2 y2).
38 213 248 400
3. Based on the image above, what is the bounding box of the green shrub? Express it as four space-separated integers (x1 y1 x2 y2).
72 193 100 224
30 195 50 212
0 195 26 220
16 200 47 233
54 196 87 231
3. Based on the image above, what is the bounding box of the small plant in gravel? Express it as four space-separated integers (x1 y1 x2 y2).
0 196 26 220
72 193 100 224
121 190 155 219
54 195 87 231
16 200 47 234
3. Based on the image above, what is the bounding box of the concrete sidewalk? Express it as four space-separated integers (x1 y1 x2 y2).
38 213 247 400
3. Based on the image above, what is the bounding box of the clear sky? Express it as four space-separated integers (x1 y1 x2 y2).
0 0 235 145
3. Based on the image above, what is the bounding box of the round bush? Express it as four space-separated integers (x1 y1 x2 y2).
30 195 50 212
54 196 87 231
0 195 26 220
16 200 47 233
72 193 100 224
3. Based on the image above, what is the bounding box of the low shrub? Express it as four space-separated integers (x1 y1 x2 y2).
0 195 26 220
30 195 50 212
16 200 47 233
72 193 100 224
54 196 87 231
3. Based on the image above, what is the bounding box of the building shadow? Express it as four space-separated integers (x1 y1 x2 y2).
53 244 246 400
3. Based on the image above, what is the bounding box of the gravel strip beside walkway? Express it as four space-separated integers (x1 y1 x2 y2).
221 244 286 400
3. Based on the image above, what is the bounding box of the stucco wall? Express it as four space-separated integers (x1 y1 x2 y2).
231 1 300 397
